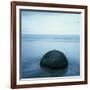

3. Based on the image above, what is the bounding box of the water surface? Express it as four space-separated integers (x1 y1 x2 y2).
20 35 80 78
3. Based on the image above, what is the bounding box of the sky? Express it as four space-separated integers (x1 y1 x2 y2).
21 10 81 35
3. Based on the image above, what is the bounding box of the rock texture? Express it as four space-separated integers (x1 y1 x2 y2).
40 50 68 69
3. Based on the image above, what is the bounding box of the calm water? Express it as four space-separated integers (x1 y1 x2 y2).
20 35 80 78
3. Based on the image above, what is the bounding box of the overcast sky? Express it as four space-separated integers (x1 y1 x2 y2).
21 10 81 35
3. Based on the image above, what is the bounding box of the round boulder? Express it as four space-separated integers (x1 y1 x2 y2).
40 50 68 69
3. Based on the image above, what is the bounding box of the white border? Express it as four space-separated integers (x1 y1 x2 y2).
16 6 85 85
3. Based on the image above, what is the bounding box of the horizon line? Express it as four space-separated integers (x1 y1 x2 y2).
22 34 80 35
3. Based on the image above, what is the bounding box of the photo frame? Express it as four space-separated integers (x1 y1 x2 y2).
11 1 88 89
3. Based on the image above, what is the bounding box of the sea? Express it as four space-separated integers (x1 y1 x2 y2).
20 34 80 78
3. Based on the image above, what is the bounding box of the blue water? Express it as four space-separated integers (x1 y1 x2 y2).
20 35 80 78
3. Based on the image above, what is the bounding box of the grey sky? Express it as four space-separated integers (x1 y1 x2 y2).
21 10 81 35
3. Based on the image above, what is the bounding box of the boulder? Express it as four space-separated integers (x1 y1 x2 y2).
40 50 68 69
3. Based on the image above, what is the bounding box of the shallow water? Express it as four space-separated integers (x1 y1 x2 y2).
20 36 80 78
